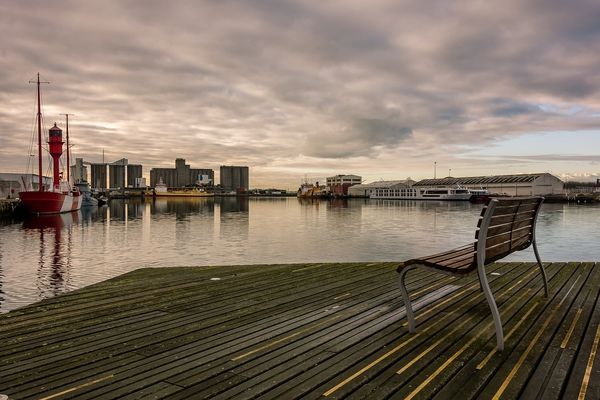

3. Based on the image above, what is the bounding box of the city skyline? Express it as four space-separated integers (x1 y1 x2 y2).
1 1 599 189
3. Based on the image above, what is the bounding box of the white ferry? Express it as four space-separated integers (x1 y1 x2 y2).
370 186 472 201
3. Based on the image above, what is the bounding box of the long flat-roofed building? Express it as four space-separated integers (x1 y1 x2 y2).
0 173 52 198
414 173 563 196
348 179 416 197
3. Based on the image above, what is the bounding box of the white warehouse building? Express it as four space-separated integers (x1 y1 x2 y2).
414 173 563 196
348 179 416 197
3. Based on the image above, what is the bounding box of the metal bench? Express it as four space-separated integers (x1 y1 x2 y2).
398 196 548 351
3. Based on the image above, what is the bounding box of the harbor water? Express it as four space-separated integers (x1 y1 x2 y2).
0 197 598 312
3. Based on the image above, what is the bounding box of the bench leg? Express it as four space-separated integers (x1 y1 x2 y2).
398 267 416 333
478 268 504 351
533 240 549 298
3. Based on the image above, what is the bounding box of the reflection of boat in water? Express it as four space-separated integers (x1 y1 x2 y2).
19 75 81 214
469 188 492 203
22 211 77 301
74 181 99 207
22 211 79 230
297 181 331 199
370 186 472 201
146 179 214 197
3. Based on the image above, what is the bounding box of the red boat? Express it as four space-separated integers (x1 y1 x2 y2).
19 74 81 214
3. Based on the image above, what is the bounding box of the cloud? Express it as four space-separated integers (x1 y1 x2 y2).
0 0 599 188
302 117 412 158
489 99 542 117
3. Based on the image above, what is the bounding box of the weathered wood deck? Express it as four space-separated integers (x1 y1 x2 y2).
1 262 599 399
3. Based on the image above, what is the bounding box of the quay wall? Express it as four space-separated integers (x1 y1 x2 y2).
0 199 19 216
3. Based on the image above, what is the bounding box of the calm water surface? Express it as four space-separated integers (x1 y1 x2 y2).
0 197 598 312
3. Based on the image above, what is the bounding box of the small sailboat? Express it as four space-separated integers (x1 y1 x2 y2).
19 74 81 214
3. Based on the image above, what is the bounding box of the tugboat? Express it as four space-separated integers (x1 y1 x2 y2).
297 180 331 199
19 74 81 214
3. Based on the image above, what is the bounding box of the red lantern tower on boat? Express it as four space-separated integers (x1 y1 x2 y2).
48 123 64 190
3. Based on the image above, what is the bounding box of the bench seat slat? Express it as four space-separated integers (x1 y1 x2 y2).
406 243 473 263
492 202 539 215
485 226 534 248
481 217 535 238
478 209 536 228
485 233 532 262
403 244 476 274
488 198 540 207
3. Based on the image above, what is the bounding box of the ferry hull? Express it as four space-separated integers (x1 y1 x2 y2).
19 191 82 214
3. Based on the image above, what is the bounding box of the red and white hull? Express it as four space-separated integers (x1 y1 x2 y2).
19 190 82 214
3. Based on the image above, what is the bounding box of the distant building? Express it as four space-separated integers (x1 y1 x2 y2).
326 174 362 196
90 163 108 189
414 173 563 196
150 158 214 187
90 158 143 189
109 162 126 189
127 164 143 188
220 166 249 193
348 179 416 197
135 177 147 188
70 158 87 183
0 173 52 198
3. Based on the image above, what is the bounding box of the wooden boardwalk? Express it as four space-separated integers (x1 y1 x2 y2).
1 262 599 399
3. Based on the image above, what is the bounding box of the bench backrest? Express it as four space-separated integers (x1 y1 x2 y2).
475 197 544 265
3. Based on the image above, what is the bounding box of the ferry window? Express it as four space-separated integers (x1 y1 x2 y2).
427 190 448 195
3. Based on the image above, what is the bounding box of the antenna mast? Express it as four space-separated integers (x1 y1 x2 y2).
29 73 49 191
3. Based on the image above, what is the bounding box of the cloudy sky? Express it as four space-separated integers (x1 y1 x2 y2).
1 0 599 188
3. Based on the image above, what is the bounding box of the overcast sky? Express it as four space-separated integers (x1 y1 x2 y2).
1 0 599 188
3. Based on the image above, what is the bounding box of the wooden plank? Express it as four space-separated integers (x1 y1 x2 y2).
485 227 532 249
562 262 600 400
485 234 532 263
3 264 400 398
0 262 597 400
520 262 600 399
428 262 579 399
476 262 591 399
276 263 528 399
1 264 398 381
406 244 474 265
478 209 536 228
482 217 535 238
319 263 564 400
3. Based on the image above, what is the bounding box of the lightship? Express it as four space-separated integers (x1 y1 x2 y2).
19 74 81 214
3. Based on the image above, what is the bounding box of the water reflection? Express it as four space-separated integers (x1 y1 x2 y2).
219 197 249 243
1 199 598 313
147 197 215 220
104 199 145 222
22 212 77 301
220 196 249 213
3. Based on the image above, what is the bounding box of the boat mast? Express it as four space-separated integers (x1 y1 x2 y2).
61 113 72 184
29 73 49 191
